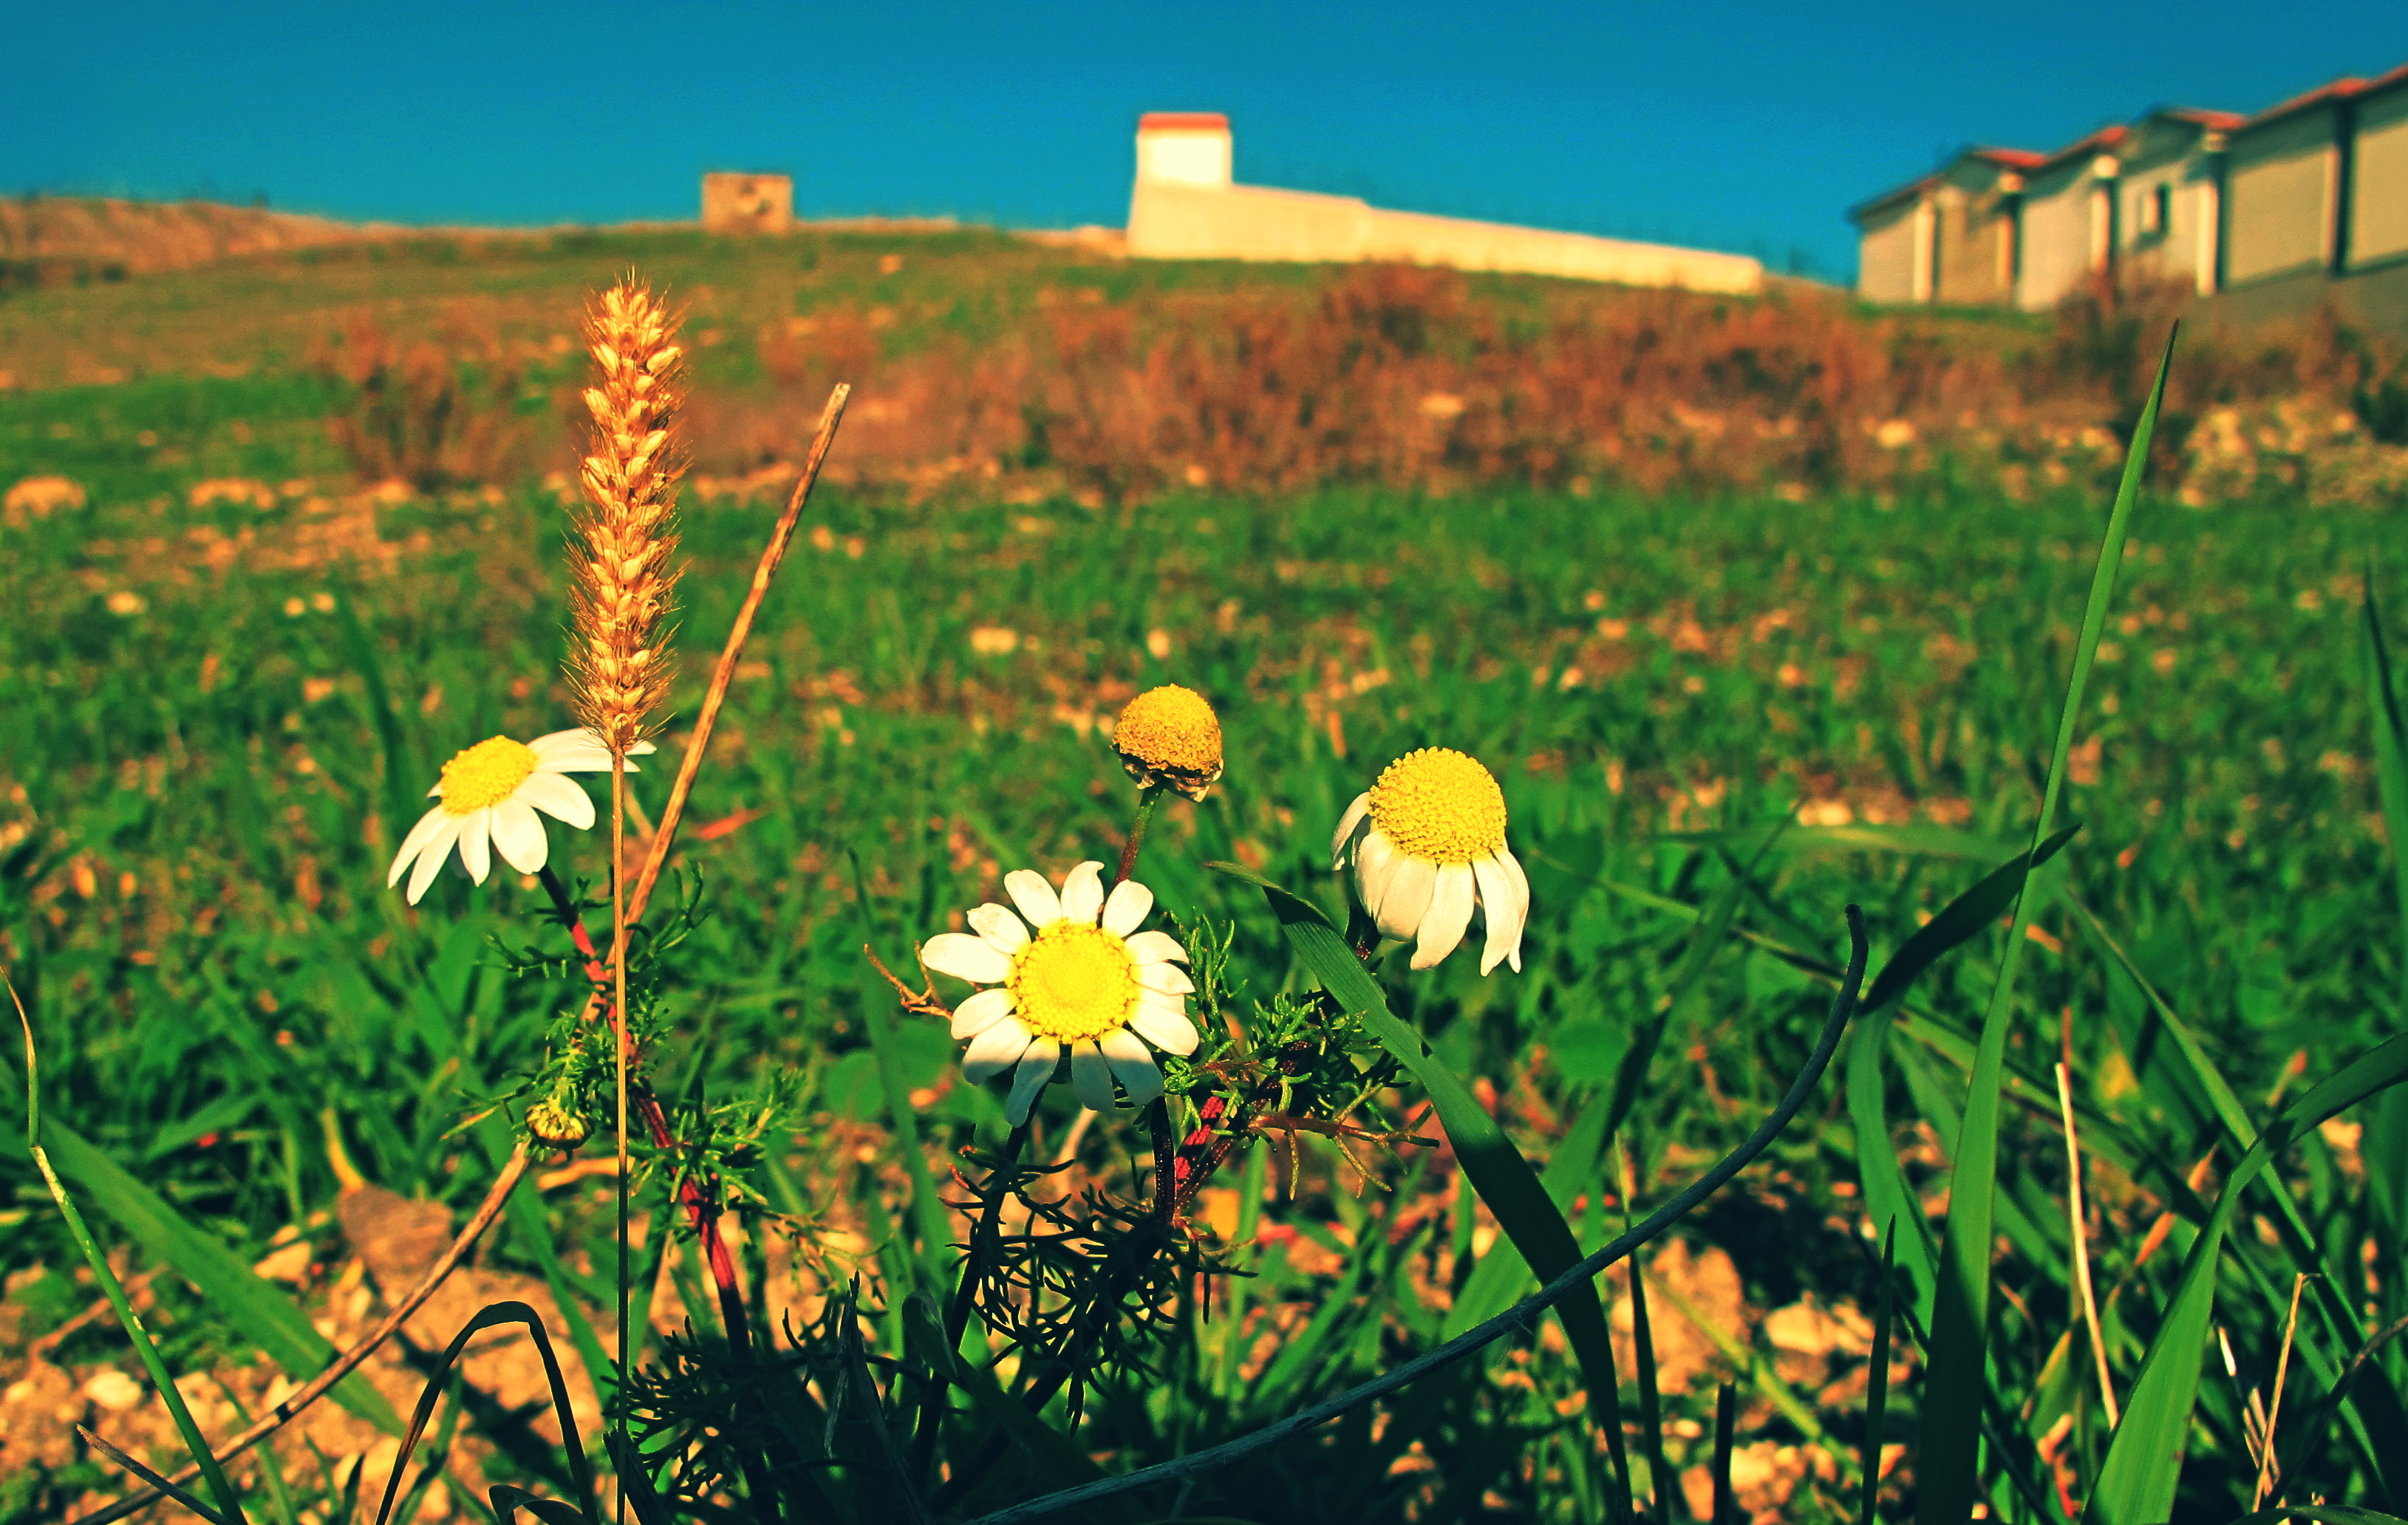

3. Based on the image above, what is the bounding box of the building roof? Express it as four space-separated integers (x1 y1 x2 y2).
1846 145 2042 222
2147 106 2246 130
2030 124 2130 174
2361 58 2408 99
1137 112 1229 132
2240 76 2368 131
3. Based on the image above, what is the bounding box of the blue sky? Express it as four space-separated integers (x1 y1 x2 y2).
16 1 2408 281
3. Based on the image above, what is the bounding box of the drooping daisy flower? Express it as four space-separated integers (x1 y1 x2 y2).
1331 747 1529 974
386 729 653 904
1111 684 1224 800
919 861 1198 1125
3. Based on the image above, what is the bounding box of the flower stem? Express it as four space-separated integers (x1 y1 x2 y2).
610 762 631 1525
1113 785 1164 887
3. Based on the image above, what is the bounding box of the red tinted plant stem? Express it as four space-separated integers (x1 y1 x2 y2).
539 869 752 1355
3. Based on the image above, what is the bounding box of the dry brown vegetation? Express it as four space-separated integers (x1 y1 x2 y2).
332 261 2408 510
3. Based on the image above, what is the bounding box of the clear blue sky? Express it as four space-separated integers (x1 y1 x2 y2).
17 1 2408 281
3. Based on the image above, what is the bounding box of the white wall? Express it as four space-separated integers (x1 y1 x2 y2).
2016 160 2109 310
2226 110 2339 284
1136 127 1232 188
1128 180 1764 293
2351 86 2408 267
1855 200 1925 304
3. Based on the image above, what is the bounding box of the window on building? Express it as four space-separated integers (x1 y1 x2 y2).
2137 182 2172 239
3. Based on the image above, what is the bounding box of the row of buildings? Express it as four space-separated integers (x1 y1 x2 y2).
1853 59 2408 327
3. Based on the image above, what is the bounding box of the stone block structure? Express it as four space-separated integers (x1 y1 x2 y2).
702 173 793 235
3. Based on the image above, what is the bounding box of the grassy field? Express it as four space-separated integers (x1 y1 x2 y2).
3 229 2407 1524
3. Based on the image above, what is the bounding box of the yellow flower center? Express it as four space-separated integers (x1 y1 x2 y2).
1368 747 1508 863
1009 922 1139 1042
1112 684 1224 779
438 735 539 815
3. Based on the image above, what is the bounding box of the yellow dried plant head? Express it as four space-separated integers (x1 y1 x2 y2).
1111 684 1224 799
566 277 686 756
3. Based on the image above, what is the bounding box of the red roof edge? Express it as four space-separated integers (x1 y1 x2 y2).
2244 77 2369 129
2150 106 2247 130
2033 123 2130 171
1138 112 1229 132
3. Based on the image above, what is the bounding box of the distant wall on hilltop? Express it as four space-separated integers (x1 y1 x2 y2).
1124 113 1764 295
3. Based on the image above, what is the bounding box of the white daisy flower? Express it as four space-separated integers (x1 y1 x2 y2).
386 729 654 904
1331 746 1529 974
919 861 1199 1125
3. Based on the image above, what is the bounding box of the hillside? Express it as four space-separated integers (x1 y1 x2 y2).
2 207 2406 507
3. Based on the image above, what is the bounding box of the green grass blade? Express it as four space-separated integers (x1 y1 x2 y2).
19 989 251 1525
1848 829 2078 1332
1212 862 1626 1479
851 853 951 1289
1849 1008 1937 1330
36 1109 402 1432
1862 825 2080 1017
1917 326 2177 1525
1862 1225 1897 1525
2366 572 2408 1010
1441 1089 1611 1334
2087 1033 2408 1525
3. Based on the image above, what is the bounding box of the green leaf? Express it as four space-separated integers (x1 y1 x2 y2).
1208 862 1625 1461
1861 825 2080 1017
1917 326 2177 1525
1442 1090 1612 1336
1848 1008 1938 1331
35 1113 402 1433
1846 828 2076 1334
900 1297 1114 1490
2087 1034 2408 1525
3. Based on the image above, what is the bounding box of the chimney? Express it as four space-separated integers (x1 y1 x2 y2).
1136 112 1232 188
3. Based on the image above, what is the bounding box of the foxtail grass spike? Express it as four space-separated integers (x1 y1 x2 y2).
567 277 685 755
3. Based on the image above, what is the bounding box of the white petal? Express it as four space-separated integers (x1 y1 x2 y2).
1005 1040 1060 1125
1097 1030 1163 1108
457 808 493 884
1101 878 1154 937
518 769 597 830
527 729 615 771
1124 929 1190 966
968 902 1031 955
1004 869 1062 928
950 986 1018 1039
489 798 550 875
1070 1041 1117 1111
1136 962 1196 996
1495 847 1530 972
1355 830 1399 916
1473 853 1528 977
389 805 454 887
1411 862 1478 970
1127 1001 1201 1056
1330 792 1372 867
923 932 1012 985
961 1017 1034 1082
1371 851 1437 942
405 816 463 904
1058 861 1106 924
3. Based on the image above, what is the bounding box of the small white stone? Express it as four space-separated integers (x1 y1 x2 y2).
83 1369 146 1412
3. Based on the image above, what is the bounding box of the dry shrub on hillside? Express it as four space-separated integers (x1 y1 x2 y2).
723 260 2405 506
312 310 533 492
